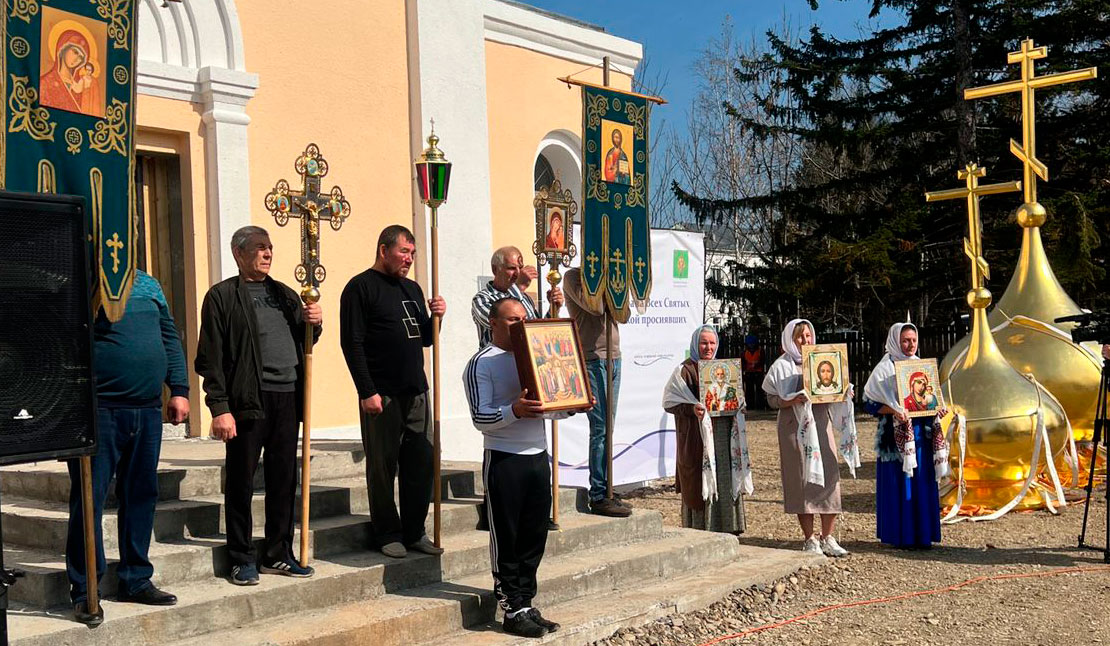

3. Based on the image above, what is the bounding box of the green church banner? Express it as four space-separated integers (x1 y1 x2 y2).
580 84 652 323
2 0 138 321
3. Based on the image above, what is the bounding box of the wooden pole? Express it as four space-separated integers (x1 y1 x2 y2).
431 208 442 547
299 322 314 567
539 268 561 529
601 55 616 502
79 456 99 617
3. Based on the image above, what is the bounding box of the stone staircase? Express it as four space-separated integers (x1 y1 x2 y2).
1 439 820 645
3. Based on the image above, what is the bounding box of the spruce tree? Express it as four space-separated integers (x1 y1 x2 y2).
674 0 1108 339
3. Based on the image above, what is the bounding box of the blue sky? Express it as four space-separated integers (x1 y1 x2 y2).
518 0 895 145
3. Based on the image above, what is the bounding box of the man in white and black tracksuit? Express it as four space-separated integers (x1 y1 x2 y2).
463 298 586 638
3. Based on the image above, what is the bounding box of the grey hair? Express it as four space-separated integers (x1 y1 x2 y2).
231 225 269 251
490 246 522 271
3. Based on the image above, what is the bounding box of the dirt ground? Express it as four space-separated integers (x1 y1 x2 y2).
600 413 1110 646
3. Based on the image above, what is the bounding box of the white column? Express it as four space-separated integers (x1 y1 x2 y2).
199 66 258 281
408 0 495 463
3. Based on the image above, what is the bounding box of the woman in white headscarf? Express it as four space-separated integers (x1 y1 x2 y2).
662 325 748 533
863 322 946 549
761 319 849 557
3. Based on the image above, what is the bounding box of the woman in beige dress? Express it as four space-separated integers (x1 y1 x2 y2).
761 319 849 557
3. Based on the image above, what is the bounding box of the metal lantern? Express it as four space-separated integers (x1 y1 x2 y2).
415 130 451 209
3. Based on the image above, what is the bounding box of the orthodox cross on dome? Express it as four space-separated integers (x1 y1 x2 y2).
264 143 351 300
964 38 1096 206
925 163 1020 308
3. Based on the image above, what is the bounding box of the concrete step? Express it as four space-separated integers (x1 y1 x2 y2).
425 544 825 646
0 437 483 507
161 528 752 646
1 468 487 552
2 488 597 608
7 510 670 645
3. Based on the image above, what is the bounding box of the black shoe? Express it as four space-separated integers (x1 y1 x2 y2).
73 600 104 627
504 611 547 638
476 514 490 531
260 557 315 578
589 497 632 517
117 585 178 606
528 608 560 633
547 518 560 531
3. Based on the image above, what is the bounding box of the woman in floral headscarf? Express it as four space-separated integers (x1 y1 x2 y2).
863 322 947 549
762 319 855 557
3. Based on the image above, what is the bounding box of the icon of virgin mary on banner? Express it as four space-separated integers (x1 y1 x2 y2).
579 85 654 322
2 3 138 320
39 19 106 117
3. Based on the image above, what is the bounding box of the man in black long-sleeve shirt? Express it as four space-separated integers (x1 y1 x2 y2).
340 224 447 558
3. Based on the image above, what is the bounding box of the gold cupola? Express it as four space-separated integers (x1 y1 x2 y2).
928 164 1068 512
939 39 1101 455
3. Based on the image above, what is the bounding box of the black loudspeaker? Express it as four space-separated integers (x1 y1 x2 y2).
0 191 97 465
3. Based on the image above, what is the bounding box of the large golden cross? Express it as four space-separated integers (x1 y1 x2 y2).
964 38 1096 206
926 163 1020 303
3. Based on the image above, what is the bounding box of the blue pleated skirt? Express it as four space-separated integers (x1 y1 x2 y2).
875 419 941 548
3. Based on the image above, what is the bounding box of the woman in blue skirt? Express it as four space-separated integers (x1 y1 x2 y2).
862 322 946 549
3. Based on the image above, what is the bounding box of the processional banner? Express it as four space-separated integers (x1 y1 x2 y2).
1 0 138 320
553 228 704 487
580 85 652 323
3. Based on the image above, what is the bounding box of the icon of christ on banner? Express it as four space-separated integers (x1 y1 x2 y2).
601 119 633 185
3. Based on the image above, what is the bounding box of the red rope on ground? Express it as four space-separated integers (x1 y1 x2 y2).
693 564 1110 646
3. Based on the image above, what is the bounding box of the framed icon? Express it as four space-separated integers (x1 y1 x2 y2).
509 318 592 413
895 358 944 418
801 343 850 404
532 179 578 268
698 359 744 416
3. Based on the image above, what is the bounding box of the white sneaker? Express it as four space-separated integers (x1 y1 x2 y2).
802 536 822 555
820 535 849 557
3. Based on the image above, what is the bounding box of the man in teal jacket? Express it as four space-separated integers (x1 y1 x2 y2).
66 269 189 626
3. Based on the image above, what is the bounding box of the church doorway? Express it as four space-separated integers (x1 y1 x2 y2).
135 152 188 338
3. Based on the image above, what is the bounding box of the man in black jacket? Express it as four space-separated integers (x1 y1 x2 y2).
340 224 446 558
195 225 322 585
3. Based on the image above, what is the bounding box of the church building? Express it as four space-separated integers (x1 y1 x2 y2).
133 0 640 460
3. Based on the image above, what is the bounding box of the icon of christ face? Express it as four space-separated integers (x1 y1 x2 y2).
817 361 835 387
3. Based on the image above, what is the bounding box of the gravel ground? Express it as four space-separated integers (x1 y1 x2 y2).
603 412 1110 646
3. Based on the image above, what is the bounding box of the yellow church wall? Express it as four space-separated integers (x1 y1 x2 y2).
233 0 415 432
134 2 415 435
484 40 633 262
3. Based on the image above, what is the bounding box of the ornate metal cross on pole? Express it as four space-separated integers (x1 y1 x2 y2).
964 38 1096 209
264 143 351 567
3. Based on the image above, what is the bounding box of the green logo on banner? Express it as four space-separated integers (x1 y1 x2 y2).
673 250 689 279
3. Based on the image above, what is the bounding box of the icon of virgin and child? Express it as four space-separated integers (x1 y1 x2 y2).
903 371 938 412
39 14 106 118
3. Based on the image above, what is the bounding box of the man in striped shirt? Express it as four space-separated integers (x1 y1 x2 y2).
471 246 563 348
464 298 586 638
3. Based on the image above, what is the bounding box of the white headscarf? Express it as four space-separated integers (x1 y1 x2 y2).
780 318 813 365
863 322 919 410
690 325 718 361
762 318 860 486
